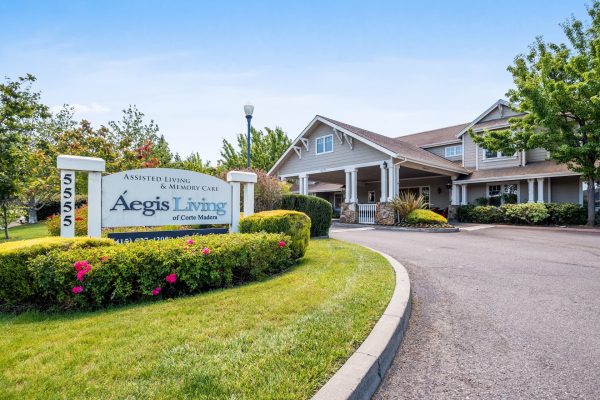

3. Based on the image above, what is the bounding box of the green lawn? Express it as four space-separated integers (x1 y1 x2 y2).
0 239 395 400
1 221 49 243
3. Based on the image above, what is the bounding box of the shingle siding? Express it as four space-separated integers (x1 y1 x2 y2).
480 105 521 122
278 122 388 176
526 148 549 162
463 134 477 168
426 145 462 162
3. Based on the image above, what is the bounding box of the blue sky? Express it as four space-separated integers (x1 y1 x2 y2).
1 1 590 162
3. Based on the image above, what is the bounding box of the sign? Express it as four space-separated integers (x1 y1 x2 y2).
60 170 76 237
102 168 231 228
107 228 228 244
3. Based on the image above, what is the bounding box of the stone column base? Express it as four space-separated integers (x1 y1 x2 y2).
339 202 357 224
447 205 459 222
375 202 395 225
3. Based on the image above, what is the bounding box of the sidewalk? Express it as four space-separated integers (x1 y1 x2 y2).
454 222 600 234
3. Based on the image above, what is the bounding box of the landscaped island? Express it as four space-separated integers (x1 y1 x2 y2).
0 239 394 399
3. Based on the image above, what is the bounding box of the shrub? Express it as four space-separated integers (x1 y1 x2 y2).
37 196 87 221
502 193 518 204
405 209 448 225
500 203 549 225
457 204 475 222
4 233 291 311
391 192 427 221
470 206 503 223
239 210 310 259
281 194 332 237
474 197 489 206
47 206 88 236
0 237 114 310
546 203 587 225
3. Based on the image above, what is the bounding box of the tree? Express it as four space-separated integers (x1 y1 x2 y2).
0 74 50 238
108 105 172 169
171 152 220 175
471 2 600 225
220 126 291 171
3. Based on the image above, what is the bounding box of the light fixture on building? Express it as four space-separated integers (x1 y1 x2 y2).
446 182 453 190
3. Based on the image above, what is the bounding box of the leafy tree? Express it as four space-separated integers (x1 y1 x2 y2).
0 74 50 238
171 152 220 175
471 2 600 225
108 105 172 169
220 126 291 171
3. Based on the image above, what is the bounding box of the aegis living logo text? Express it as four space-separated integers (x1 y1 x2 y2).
109 190 228 217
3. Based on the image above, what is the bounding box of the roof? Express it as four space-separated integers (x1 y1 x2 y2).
471 115 524 132
317 116 469 174
456 161 580 183
395 123 468 147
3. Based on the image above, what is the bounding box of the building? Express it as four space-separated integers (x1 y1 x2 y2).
269 100 583 224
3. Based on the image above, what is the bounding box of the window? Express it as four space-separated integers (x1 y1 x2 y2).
316 135 333 154
367 191 376 203
444 145 463 157
487 183 519 204
399 186 430 207
483 149 517 160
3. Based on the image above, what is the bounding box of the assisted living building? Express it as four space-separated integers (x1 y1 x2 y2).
268 100 583 224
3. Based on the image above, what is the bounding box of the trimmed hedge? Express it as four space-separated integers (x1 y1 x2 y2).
47 206 88 236
457 202 587 225
2 233 292 311
239 210 310 259
281 194 332 237
405 209 448 225
0 237 115 310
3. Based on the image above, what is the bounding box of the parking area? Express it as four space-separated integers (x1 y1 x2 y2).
331 224 600 399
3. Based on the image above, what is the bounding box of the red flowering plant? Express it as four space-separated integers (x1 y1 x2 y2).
71 260 92 296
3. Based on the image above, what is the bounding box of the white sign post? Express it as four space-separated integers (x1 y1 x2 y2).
57 155 256 237
57 155 106 238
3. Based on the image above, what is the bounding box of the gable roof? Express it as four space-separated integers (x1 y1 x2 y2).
395 123 468 147
268 115 469 175
456 99 510 138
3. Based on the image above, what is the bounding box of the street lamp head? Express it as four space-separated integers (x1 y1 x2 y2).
244 104 254 117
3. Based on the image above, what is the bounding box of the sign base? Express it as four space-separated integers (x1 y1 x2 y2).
107 228 228 244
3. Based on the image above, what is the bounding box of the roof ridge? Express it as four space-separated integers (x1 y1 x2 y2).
394 122 470 139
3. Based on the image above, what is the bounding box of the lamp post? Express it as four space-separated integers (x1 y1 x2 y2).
244 104 254 168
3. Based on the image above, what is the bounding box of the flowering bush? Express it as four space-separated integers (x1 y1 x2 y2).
47 206 89 236
0 237 114 310
5 232 291 311
239 210 310 259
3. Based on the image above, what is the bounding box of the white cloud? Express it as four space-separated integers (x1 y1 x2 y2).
71 103 111 114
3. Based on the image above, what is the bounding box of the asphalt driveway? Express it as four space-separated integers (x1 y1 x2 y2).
330 224 600 399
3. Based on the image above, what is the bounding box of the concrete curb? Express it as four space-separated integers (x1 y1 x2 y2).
334 222 459 233
312 247 412 400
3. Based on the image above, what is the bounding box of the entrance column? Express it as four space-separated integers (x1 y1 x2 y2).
528 179 535 203
451 183 460 205
537 178 545 203
350 169 358 203
344 170 351 203
460 184 468 205
380 162 388 202
387 164 395 201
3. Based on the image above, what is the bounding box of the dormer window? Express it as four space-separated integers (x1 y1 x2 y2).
444 145 462 157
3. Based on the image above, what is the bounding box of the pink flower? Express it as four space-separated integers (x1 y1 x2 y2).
72 286 84 294
278 241 286 248
73 260 89 271
186 239 194 245
151 287 162 296
201 247 210 255
165 274 177 284
76 265 91 281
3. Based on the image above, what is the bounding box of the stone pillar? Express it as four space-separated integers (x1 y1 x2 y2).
460 184 468 205
380 163 387 202
528 179 535 203
537 178 545 203
375 202 395 225
339 202 358 224
451 183 460 206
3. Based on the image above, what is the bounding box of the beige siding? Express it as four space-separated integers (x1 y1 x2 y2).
426 144 462 162
480 105 521 122
398 176 452 209
278 122 388 176
466 183 487 203
463 134 476 168
526 148 549 162
478 150 523 170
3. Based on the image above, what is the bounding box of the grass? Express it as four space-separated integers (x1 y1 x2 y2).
1 221 49 243
0 239 395 399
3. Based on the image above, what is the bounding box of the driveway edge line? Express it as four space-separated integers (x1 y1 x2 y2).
312 247 412 400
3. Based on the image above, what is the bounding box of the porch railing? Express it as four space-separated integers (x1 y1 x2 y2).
357 203 376 224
